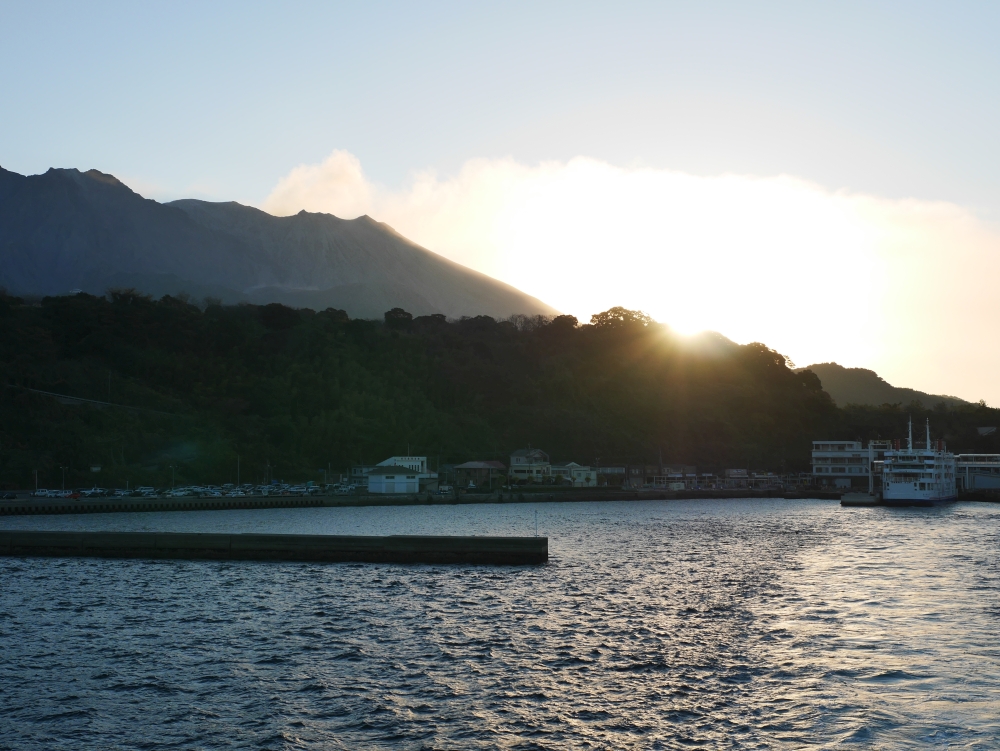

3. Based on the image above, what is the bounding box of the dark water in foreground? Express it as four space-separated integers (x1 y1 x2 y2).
2 499 999 749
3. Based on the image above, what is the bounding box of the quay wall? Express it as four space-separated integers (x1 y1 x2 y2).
0 531 547 565
0 489 843 516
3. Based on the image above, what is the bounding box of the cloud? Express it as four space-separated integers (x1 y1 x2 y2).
263 151 1000 404
264 150 374 219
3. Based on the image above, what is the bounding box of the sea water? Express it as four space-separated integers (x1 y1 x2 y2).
1 499 998 749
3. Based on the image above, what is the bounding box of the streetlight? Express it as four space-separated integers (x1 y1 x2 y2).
169 465 176 489
60 465 67 491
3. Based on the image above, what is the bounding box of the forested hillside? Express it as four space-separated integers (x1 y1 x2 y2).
1 291 998 490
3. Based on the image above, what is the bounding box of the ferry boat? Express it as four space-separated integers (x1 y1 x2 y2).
882 418 957 506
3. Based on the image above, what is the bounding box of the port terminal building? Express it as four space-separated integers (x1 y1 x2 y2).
812 440 1000 492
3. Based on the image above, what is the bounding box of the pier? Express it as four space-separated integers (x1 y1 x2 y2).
0 531 548 565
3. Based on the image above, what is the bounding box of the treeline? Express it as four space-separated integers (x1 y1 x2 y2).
1 291 997 490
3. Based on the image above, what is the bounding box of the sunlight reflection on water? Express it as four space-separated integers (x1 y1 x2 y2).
1 499 998 749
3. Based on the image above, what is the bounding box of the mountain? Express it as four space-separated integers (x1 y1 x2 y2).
0 166 557 319
799 362 969 407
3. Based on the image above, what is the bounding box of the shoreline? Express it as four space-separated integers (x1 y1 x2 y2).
2 488 840 516
3 488 995 517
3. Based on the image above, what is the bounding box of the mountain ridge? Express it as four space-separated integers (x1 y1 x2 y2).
798 362 969 408
0 166 557 319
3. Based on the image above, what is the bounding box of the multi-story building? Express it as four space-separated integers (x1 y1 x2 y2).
811 440 870 488
377 456 428 473
955 454 1000 491
510 449 550 482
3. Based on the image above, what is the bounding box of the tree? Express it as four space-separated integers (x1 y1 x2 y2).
384 307 413 330
589 306 654 329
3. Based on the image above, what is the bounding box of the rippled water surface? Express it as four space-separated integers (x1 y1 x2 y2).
2 499 999 749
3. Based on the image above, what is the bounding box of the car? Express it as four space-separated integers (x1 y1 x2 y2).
31 489 51 497
1 492 17 500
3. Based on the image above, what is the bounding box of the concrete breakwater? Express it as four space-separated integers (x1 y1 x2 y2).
0 531 548 565
0 488 843 516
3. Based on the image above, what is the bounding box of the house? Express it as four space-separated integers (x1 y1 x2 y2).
510 448 550 482
454 461 506 488
367 466 419 494
551 462 597 487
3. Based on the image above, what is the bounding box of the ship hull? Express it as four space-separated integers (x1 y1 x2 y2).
882 494 957 507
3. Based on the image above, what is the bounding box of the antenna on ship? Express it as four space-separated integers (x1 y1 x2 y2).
908 416 913 451
926 418 932 451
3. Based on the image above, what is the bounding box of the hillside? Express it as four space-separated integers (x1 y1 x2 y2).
3 294 996 490
800 362 969 408
0 295 839 489
0 166 556 319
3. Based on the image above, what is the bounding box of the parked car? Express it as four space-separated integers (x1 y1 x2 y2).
1 492 17 500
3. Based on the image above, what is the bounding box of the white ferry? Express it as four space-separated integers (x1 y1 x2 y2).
882 418 957 506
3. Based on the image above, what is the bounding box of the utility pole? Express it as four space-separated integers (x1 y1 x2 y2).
170 465 176 489
237 454 240 486
60 465 67 490
34 469 38 491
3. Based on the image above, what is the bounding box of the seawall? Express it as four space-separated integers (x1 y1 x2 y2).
0 489 844 516
0 531 548 565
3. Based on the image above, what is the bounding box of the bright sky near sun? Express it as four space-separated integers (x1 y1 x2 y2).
2 1 1000 402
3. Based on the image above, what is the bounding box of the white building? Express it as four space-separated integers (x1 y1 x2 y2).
367 466 420 494
550 462 597 487
368 456 436 493
377 456 428 473
510 448 550 482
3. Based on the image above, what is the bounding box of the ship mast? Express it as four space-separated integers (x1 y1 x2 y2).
926 418 932 451
908 416 913 451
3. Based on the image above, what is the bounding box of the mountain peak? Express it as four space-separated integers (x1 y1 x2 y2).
0 165 558 320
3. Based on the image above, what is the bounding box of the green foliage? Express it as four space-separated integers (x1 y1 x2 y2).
1 294 996 490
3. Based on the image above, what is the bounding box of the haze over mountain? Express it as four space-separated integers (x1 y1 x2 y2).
800 362 969 408
0 166 557 319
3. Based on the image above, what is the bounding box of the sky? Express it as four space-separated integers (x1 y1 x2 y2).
2 1 1000 402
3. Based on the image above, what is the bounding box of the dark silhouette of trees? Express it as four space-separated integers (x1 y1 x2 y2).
0 294 994 490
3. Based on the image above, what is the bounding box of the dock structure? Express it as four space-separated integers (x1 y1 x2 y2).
0 488 845 517
0 531 548 565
